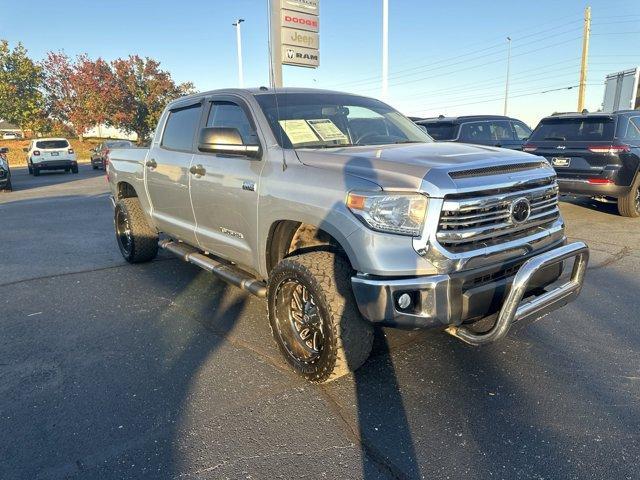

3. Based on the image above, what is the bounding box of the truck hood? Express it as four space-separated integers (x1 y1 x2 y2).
295 142 538 191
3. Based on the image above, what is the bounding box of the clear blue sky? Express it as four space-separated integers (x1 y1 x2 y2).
1 0 639 126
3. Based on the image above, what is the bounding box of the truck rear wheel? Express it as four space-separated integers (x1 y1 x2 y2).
267 251 373 383
617 176 640 218
114 198 158 263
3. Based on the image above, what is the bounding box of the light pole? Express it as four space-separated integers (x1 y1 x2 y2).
503 36 511 116
382 0 389 99
233 18 245 88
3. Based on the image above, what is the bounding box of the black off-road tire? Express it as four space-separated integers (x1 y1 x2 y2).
1 179 11 192
268 251 373 383
114 198 158 263
617 175 640 218
33 167 40 176
28 164 33 174
92 164 98 170
71 165 79 174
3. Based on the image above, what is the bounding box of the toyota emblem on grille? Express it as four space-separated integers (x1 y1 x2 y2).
510 197 531 224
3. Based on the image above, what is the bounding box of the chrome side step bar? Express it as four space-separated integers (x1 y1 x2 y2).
158 239 267 298
445 241 589 346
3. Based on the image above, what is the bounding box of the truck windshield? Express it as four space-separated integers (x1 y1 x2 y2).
529 118 615 142
255 92 431 148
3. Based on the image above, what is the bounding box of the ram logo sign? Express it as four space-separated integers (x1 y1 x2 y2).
282 45 319 67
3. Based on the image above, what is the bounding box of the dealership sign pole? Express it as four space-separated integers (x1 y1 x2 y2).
269 0 319 88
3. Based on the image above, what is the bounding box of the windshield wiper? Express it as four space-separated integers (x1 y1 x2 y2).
303 144 354 149
544 136 566 141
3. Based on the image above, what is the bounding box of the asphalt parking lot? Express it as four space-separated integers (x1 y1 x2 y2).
1 165 638 480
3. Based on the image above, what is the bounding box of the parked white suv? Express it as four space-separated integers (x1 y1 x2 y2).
25 138 78 176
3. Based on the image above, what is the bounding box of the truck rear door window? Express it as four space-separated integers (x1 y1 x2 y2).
161 105 202 151
421 123 457 140
530 118 615 142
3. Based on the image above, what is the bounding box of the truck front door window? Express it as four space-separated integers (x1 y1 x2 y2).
207 101 258 145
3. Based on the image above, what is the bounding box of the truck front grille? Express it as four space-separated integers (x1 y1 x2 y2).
437 180 560 252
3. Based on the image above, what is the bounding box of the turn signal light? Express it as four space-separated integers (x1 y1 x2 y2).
346 193 366 210
33 150 41 156
588 145 630 154
68 148 74 154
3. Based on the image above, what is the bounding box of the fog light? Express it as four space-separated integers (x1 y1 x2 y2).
397 293 412 309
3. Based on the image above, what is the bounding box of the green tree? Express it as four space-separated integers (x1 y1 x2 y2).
111 55 194 142
0 40 44 133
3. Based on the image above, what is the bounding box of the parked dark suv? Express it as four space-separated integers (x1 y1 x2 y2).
91 140 133 170
524 111 640 217
415 115 533 149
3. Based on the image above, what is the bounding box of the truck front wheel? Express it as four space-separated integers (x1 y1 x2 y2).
617 176 640 218
114 198 158 263
267 251 373 383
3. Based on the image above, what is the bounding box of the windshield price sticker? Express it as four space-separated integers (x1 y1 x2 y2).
307 119 348 142
278 119 319 145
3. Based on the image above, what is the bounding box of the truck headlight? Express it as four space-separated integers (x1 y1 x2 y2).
347 192 428 236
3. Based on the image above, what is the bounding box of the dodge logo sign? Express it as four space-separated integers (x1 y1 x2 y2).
510 197 531 224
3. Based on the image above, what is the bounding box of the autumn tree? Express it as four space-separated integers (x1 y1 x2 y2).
41 51 74 125
0 40 44 133
111 55 194 142
43 52 117 139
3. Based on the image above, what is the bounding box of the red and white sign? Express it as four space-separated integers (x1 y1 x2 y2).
281 9 319 33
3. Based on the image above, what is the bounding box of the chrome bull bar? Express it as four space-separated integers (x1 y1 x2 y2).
445 241 590 346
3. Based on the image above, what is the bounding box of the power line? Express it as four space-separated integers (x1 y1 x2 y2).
405 83 596 116
323 19 584 89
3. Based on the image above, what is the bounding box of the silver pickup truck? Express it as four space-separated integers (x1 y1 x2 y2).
107 88 589 383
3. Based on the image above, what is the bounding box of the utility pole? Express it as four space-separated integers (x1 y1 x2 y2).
268 0 283 88
232 19 245 88
382 0 389 99
578 6 591 111
503 36 511 116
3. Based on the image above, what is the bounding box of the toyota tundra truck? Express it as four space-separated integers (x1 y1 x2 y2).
107 88 589 383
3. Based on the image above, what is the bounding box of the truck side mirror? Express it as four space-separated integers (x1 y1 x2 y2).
0 147 9 153
23 147 28 152
197 127 261 159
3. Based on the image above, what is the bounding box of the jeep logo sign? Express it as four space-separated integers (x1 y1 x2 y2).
281 45 319 67
281 9 319 33
281 27 319 49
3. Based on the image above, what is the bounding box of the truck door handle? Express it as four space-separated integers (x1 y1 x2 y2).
145 158 157 169
189 164 206 176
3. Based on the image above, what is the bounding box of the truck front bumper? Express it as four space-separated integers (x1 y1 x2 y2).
351 241 589 344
